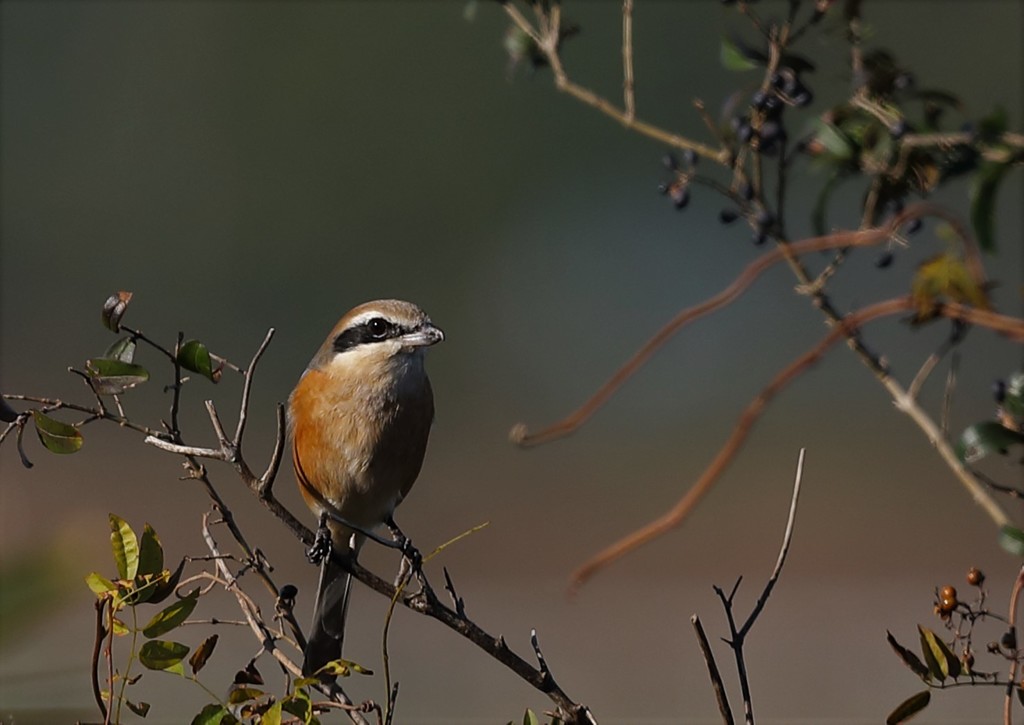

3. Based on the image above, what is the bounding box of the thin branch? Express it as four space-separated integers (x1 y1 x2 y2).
234 328 275 446
568 299 1015 591
1005 565 1024 725
621 0 635 121
511 202 1001 448
691 614 734 725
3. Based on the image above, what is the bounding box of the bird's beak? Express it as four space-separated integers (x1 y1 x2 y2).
401 323 444 348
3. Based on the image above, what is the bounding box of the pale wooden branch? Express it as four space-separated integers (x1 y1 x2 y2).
1004 565 1024 725
621 0 635 122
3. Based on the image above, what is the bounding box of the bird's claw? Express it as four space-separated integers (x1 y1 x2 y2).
307 517 332 565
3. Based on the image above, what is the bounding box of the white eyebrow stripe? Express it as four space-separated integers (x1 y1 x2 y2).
345 310 392 328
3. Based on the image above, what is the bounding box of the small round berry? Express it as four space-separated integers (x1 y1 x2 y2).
737 121 754 144
657 182 671 196
755 208 774 228
682 148 698 167
1001 630 1017 650
890 119 909 139
940 585 957 602
719 208 739 225
993 380 1007 403
671 184 690 210
904 218 923 235
662 153 679 171
875 252 894 269
967 567 985 587
792 89 814 107
279 584 298 600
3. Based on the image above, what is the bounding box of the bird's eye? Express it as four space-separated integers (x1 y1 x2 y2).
367 318 390 339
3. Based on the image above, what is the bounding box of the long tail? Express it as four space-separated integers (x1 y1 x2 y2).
303 542 354 677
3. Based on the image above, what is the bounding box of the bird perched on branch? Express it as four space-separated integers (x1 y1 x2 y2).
288 299 443 677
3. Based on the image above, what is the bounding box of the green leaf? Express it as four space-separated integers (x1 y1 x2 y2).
138 524 164 579
1004 372 1024 419
86 358 150 395
139 639 190 671
523 709 540 725
811 119 855 161
189 634 219 675
969 161 1010 252
127 700 151 718
999 526 1024 557
886 631 931 681
282 691 312 724
85 572 118 598
720 37 758 71
109 514 139 581
177 340 220 383
148 557 187 605
191 704 233 725
918 625 960 681
955 421 1024 463
910 253 989 321
228 687 264 705
259 701 282 725
886 690 931 724
103 337 137 364
142 589 199 638
31 411 83 454
314 658 373 679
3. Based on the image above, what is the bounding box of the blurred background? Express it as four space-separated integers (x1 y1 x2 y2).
1 2 1021 723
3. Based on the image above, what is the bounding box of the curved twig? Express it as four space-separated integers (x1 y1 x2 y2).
568 298 1020 592
512 203 991 447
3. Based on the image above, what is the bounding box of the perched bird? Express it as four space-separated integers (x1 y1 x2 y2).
288 299 443 677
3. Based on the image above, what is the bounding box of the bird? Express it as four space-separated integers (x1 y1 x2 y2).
288 299 443 678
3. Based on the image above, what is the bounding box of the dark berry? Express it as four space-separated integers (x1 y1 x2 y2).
657 182 671 196
1001 630 1017 650
967 567 985 587
993 380 1007 403
904 217 923 235
751 90 769 110
739 180 754 201
279 584 298 600
792 89 814 107
875 252 894 269
890 119 909 139
762 94 784 118
671 184 690 209
719 208 739 225
737 121 754 143
752 229 768 245
755 208 774 228
893 72 915 91
682 148 698 167
662 153 679 171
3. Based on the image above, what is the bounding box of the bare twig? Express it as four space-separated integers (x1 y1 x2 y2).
568 299 1016 591
1005 565 1024 725
621 0 635 122
691 614 734 725
712 449 806 725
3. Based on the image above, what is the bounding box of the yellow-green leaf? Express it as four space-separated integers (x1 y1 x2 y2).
31 410 83 454
918 625 960 680
139 639 190 671
138 524 164 578
886 690 931 724
910 253 988 320
259 701 282 725
228 687 264 705
85 572 118 598
142 589 199 638
109 514 139 581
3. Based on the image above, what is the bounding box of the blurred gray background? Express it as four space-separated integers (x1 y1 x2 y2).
1 2 1022 723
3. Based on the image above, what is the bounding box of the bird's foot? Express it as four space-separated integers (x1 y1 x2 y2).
306 514 333 565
